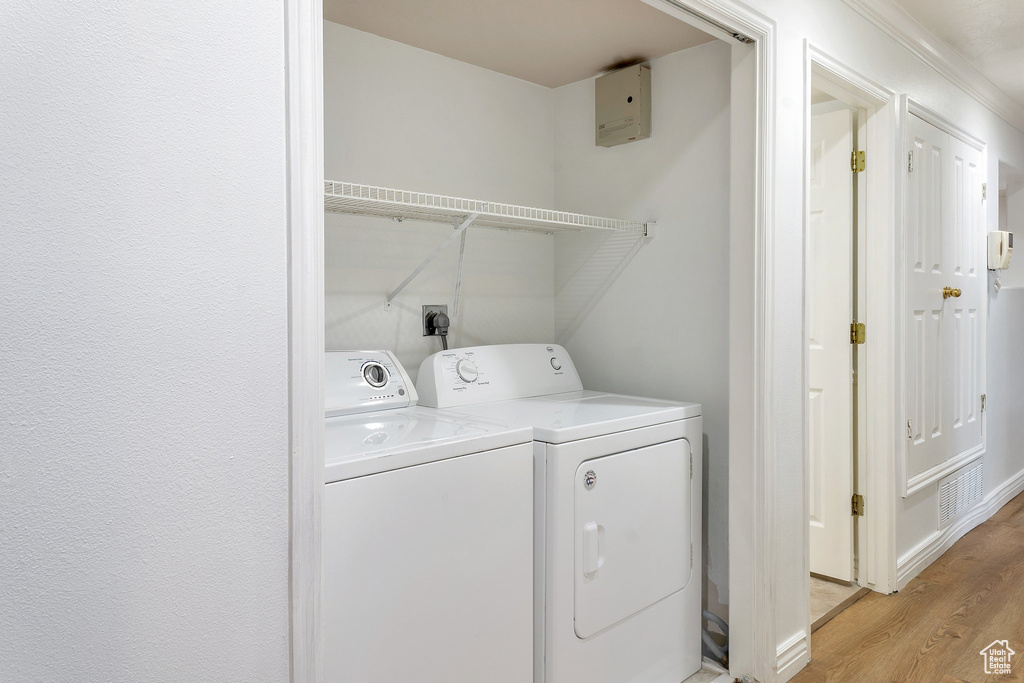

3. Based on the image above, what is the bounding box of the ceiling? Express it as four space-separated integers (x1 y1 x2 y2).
894 0 1024 108
322 0 717 88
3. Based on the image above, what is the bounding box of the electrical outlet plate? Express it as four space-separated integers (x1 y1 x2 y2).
422 304 448 336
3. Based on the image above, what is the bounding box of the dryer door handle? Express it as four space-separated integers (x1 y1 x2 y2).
582 522 605 578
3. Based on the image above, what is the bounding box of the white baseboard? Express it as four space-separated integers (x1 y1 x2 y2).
897 465 1024 588
775 630 810 682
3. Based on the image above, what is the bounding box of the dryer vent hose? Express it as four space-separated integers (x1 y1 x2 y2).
701 609 729 666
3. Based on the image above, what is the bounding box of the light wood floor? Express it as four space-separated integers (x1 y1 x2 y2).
792 492 1024 682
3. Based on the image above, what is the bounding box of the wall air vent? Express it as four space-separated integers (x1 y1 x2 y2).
938 461 984 529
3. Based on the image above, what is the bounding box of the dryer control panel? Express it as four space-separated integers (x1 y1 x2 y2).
325 350 418 417
416 344 583 408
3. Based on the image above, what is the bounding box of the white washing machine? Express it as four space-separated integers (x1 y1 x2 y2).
322 350 535 683
417 344 702 683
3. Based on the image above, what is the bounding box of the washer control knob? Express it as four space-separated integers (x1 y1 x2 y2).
456 359 479 383
550 357 562 371
362 361 390 388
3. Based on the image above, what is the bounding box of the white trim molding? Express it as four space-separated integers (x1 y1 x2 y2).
905 446 984 497
776 630 810 681
285 0 325 680
908 100 986 152
843 0 1024 134
897 465 1024 588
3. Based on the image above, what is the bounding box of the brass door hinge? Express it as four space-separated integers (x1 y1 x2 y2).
982 393 987 412
850 322 866 344
851 150 866 173
852 493 865 516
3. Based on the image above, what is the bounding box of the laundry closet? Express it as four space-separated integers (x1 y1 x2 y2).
322 1 733 680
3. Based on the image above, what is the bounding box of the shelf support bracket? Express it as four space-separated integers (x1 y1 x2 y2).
452 221 468 317
385 212 479 308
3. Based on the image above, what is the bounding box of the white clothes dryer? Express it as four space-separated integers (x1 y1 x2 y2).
417 344 702 683
323 350 534 683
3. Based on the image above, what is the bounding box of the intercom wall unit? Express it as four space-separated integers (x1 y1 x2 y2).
596 64 651 147
989 231 1013 270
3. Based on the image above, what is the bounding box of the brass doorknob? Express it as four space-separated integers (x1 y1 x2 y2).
943 286 962 299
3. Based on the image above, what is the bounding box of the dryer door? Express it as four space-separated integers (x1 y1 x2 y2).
574 438 691 638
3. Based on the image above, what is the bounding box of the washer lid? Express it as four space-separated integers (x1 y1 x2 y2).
438 391 700 443
325 407 531 482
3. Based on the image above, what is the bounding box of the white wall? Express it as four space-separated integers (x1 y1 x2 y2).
714 0 1024 676
323 22 555 380
0 2 290 681
551 41 732 621
1000 181 1024 287
984 287 1024 494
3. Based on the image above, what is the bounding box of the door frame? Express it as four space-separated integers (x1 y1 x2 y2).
803 44 900 616
642 1 777 679
286 0 325 680
288 0 777 680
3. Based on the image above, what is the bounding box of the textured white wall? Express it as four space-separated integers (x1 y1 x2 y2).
323 22 555 380
551 41 732 623
0 2 290 681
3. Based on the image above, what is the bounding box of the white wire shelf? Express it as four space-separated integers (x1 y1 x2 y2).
324 181 649 236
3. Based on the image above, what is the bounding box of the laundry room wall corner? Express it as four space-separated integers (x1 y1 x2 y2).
551 38 733 625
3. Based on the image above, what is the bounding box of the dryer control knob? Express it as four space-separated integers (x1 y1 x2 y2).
456 359 478 383
550 357 562 371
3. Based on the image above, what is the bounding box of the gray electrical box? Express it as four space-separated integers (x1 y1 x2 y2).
595 64 651 147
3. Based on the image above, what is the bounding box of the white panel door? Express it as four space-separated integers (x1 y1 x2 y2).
905 115 984 484
947 136 984 461
807 108 854 581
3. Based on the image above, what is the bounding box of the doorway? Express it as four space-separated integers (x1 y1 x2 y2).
804 53 898 634
806 79 865 628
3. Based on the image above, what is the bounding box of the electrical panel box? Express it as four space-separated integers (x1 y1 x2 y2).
989 231 1013 269
596 64 651 147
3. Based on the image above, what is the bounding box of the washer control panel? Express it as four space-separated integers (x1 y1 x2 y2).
325 350 418 417
416 344 583 408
